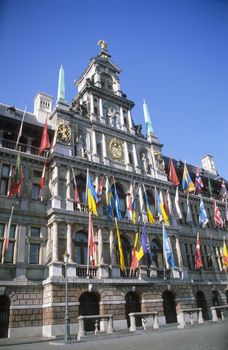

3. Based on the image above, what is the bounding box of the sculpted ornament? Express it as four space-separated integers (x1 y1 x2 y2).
57 122 71 143
108 138 123 161
154 151 165 173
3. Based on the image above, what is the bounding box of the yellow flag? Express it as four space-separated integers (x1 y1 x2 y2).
222 242 228 267
115 219 125 271
136 246 144 262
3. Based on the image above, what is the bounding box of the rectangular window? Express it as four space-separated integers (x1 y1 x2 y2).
29 243 40 264
4 242 14 263
32 184 40 200
0 164 10 195
0 223 5 237
9 225 16 239
31 227 40 238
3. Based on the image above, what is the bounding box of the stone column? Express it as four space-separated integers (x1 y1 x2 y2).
15 225 27 281
97 227 103 265
51 164 61 209
92 130 99 163
109 229 116 265
99 98 104 122
138 185 144 215
124 141 131 171
119 107 127 132
102 133 109 166
66 222 73 263
90 93 95 121
94 68 101 88
66 168 74 211
132 143 141 174
52 221 58 262
26 137 32 154
128 110 135 134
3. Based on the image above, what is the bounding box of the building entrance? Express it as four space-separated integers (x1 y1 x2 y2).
125 292 141 328
0 295 10 338
196 291 209 320
162 291 177 324
79 292 100 331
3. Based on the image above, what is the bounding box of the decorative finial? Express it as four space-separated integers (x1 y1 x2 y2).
143 99 154 138
57 65 66 103
98 39 108 51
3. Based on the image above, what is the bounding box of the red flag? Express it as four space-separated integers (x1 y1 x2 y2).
88 211 95 268
9 152 22 197
72 168 80 203
96 175 104 206
38 118 50 156
168 158 180 186
213 200 223 228
195 233 203 270
39 158 48 190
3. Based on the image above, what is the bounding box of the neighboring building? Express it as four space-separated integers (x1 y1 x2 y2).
0 42 227 339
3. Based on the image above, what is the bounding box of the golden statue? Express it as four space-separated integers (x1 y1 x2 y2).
98 39 108 51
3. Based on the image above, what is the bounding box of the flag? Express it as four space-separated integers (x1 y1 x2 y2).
3 207 14 256
222 240 228 267
175 237 183 267
131 223 140 272
195 233 203 270
143 186 155 224
72 168 80 204
113 183 122 221
168 158 180 186
220 180 227 202
87 172 98 215
106 178 114 220
9 151 22 197
163 191 170 217
141 225 152 267
115 218 125 271
213 200 223 228
208 178 213 198
128 184 138 224
96 175 104 206
199 197 208 228
15 106 27 149
38 117 50 156
155 188 169 226
39 157 48 190
182 163 195 193
186 194 193 224
194 167 203 194
88 211 95 268
163 223 175 269
174 186 182 219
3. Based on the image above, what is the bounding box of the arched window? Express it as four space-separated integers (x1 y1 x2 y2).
76 176 86 205
73 232 87 265
151 239 163 268
115 236 131 267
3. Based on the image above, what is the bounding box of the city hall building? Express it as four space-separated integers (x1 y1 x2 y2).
0 42 227 339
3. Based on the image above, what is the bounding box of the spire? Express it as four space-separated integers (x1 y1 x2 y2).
57 65 66 102
143 99 154 139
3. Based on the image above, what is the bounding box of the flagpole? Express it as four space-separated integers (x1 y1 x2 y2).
86 210 91 278
15 106 27 150
162 223 166 280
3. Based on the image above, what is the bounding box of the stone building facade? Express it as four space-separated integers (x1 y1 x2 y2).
0 43 227 338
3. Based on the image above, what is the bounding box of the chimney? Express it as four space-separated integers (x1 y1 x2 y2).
34 92 53 123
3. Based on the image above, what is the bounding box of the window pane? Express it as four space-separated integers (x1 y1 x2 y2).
0 224 5 237
0 179 8 195
31 227 40 237
29 243 39 264
9 225 16 239
2 165 10 177
4 242 14 263
0 241 3 257
32 184 40 200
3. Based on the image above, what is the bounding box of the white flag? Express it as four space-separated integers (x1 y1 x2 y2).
174 187 182 219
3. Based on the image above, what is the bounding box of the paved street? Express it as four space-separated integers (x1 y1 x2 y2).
0 321 227 350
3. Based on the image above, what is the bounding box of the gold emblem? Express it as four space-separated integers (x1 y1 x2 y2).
109 138 123 161
57 123 71 143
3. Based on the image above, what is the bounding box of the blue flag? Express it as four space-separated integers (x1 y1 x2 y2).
107 182 114 221
114 185 122 221
162 223 175 269
199 197 209 228
141 225 152 267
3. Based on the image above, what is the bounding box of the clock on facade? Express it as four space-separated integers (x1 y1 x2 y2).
57 123 72 143
108 138 123 161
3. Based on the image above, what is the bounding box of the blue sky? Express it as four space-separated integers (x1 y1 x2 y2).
0 0 227 178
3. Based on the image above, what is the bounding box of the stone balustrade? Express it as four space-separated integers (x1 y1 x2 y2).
210 305 228 322
177 308 204 329
128 311 159 332
77 314 113 340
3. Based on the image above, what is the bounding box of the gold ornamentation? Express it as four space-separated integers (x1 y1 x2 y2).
57 123 71 143
98 39 108 51
108 138 123 161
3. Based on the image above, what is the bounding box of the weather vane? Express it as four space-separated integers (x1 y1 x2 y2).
97 39 108 51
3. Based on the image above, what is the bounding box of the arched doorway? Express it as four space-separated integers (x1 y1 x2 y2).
125 292 141 328
162 291 177 324
196 291 209 320
0 295 10 338
79 292 100 332
212 290 221 318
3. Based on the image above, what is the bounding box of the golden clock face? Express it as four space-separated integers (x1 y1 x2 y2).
57 123 71 143
109 138 123 161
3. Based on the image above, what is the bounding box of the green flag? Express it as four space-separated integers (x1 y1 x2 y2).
208 178 213 198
